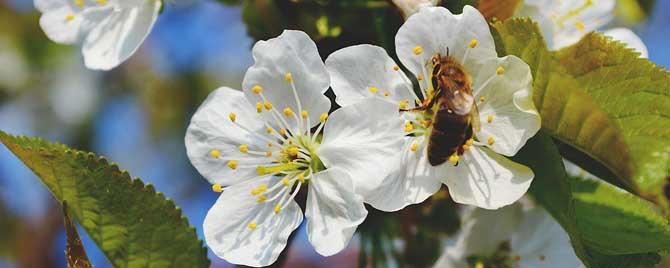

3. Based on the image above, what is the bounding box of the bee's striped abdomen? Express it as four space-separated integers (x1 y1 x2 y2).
427 103 474 166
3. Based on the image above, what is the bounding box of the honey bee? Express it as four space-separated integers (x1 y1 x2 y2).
423 51 480 166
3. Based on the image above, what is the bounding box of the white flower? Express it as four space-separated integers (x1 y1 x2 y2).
34 0 162 70
185 30 404 267
434 203 583 268
515 0 648 57
325 6 540 210
390 0 440 18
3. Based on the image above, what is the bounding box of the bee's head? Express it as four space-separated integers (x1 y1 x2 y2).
431 54 440 67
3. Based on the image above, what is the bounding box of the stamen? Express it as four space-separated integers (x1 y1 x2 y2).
273 203 282 214
474 262 484 268
74 0 84 8
369 87 378 94
469 39 478 48
283 107 295 117
393 65 400 71
247 222 257 230
65 14 75 22
404 121 414 132
256 102 263 113
383 90 390 97
239 144 249 153
229 112 236 122
319 113 328 122
227 160 238 170
266 127 274 134
575 20 585 31
264 101 273 110
413 46 423 55
417 74 424 81
210 149 221 159
487 136 495 146
212 184 223 193
300 110 308 119
284 72 293 83
287 146 299 157
266 151 273 157
399 100 409 110
479 96 486 102
410 143 418 152
96 0 106 5
448 154 459 165
250 184 268 195
252 85 263 94
279 128 287 136
256 195 267 203
466 139 474 146
297 173 306 183
496 66 505 75
487 114 494 123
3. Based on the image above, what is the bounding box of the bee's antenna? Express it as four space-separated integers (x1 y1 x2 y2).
446 47 450 57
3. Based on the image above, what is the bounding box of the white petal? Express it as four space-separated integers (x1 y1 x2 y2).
242 30 331 131
602 27 648 58
305 168 367 256
434 204 523 267
185 87 273 186
39 5 85 44
204 175 303 267
395 6 497 81
365 136 443 212
511 208 583 268
326 44 415 107
317 98 405 197
81 0 161 70
473 56 540 156
443 146 533 209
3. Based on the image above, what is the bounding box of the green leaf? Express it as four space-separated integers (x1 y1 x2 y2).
0 131 209 268
492 18 670 207
514 132 662 268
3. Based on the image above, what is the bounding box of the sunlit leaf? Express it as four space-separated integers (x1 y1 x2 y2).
0 131 210 268
492 18 670 207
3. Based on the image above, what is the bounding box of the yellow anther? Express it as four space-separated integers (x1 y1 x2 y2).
251 184 267 195
266 127 274 134
74 0 84 8
229 112 236 122
404 121 414 133
462 144 471 151
410 143 418 152
267 142 273 147
413 46 423 55
283 107 294 117
297 173 306 183
287 146 299 157
496 66 505 75
282 177 290 187
479 96 486 102
487 114 494 123
448 154 460 165
227 160 238 170
487 136 495 146
575 20 585 31
274 204 282 214
383 90 390 97
279 128 287 136
96 0 106 5
465 138 474 146
369 87 378 94
65 14 75 22
474 262 484 268
239 144 249 153
469 39 478 48
257 195 267 203
210 149 221 159
319 113 328 123
417 74 424 81
421 119 432 128
399 100 409 110
266 151 273 157
393 65 400 71
256 102 263 113
252 85 263 94
212 184 223 193
284 72 293 83
247 222 257 230
264 101 273 110
301 110 308 119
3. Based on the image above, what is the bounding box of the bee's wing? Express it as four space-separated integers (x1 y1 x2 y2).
471 102 480 132
446 90 474 115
